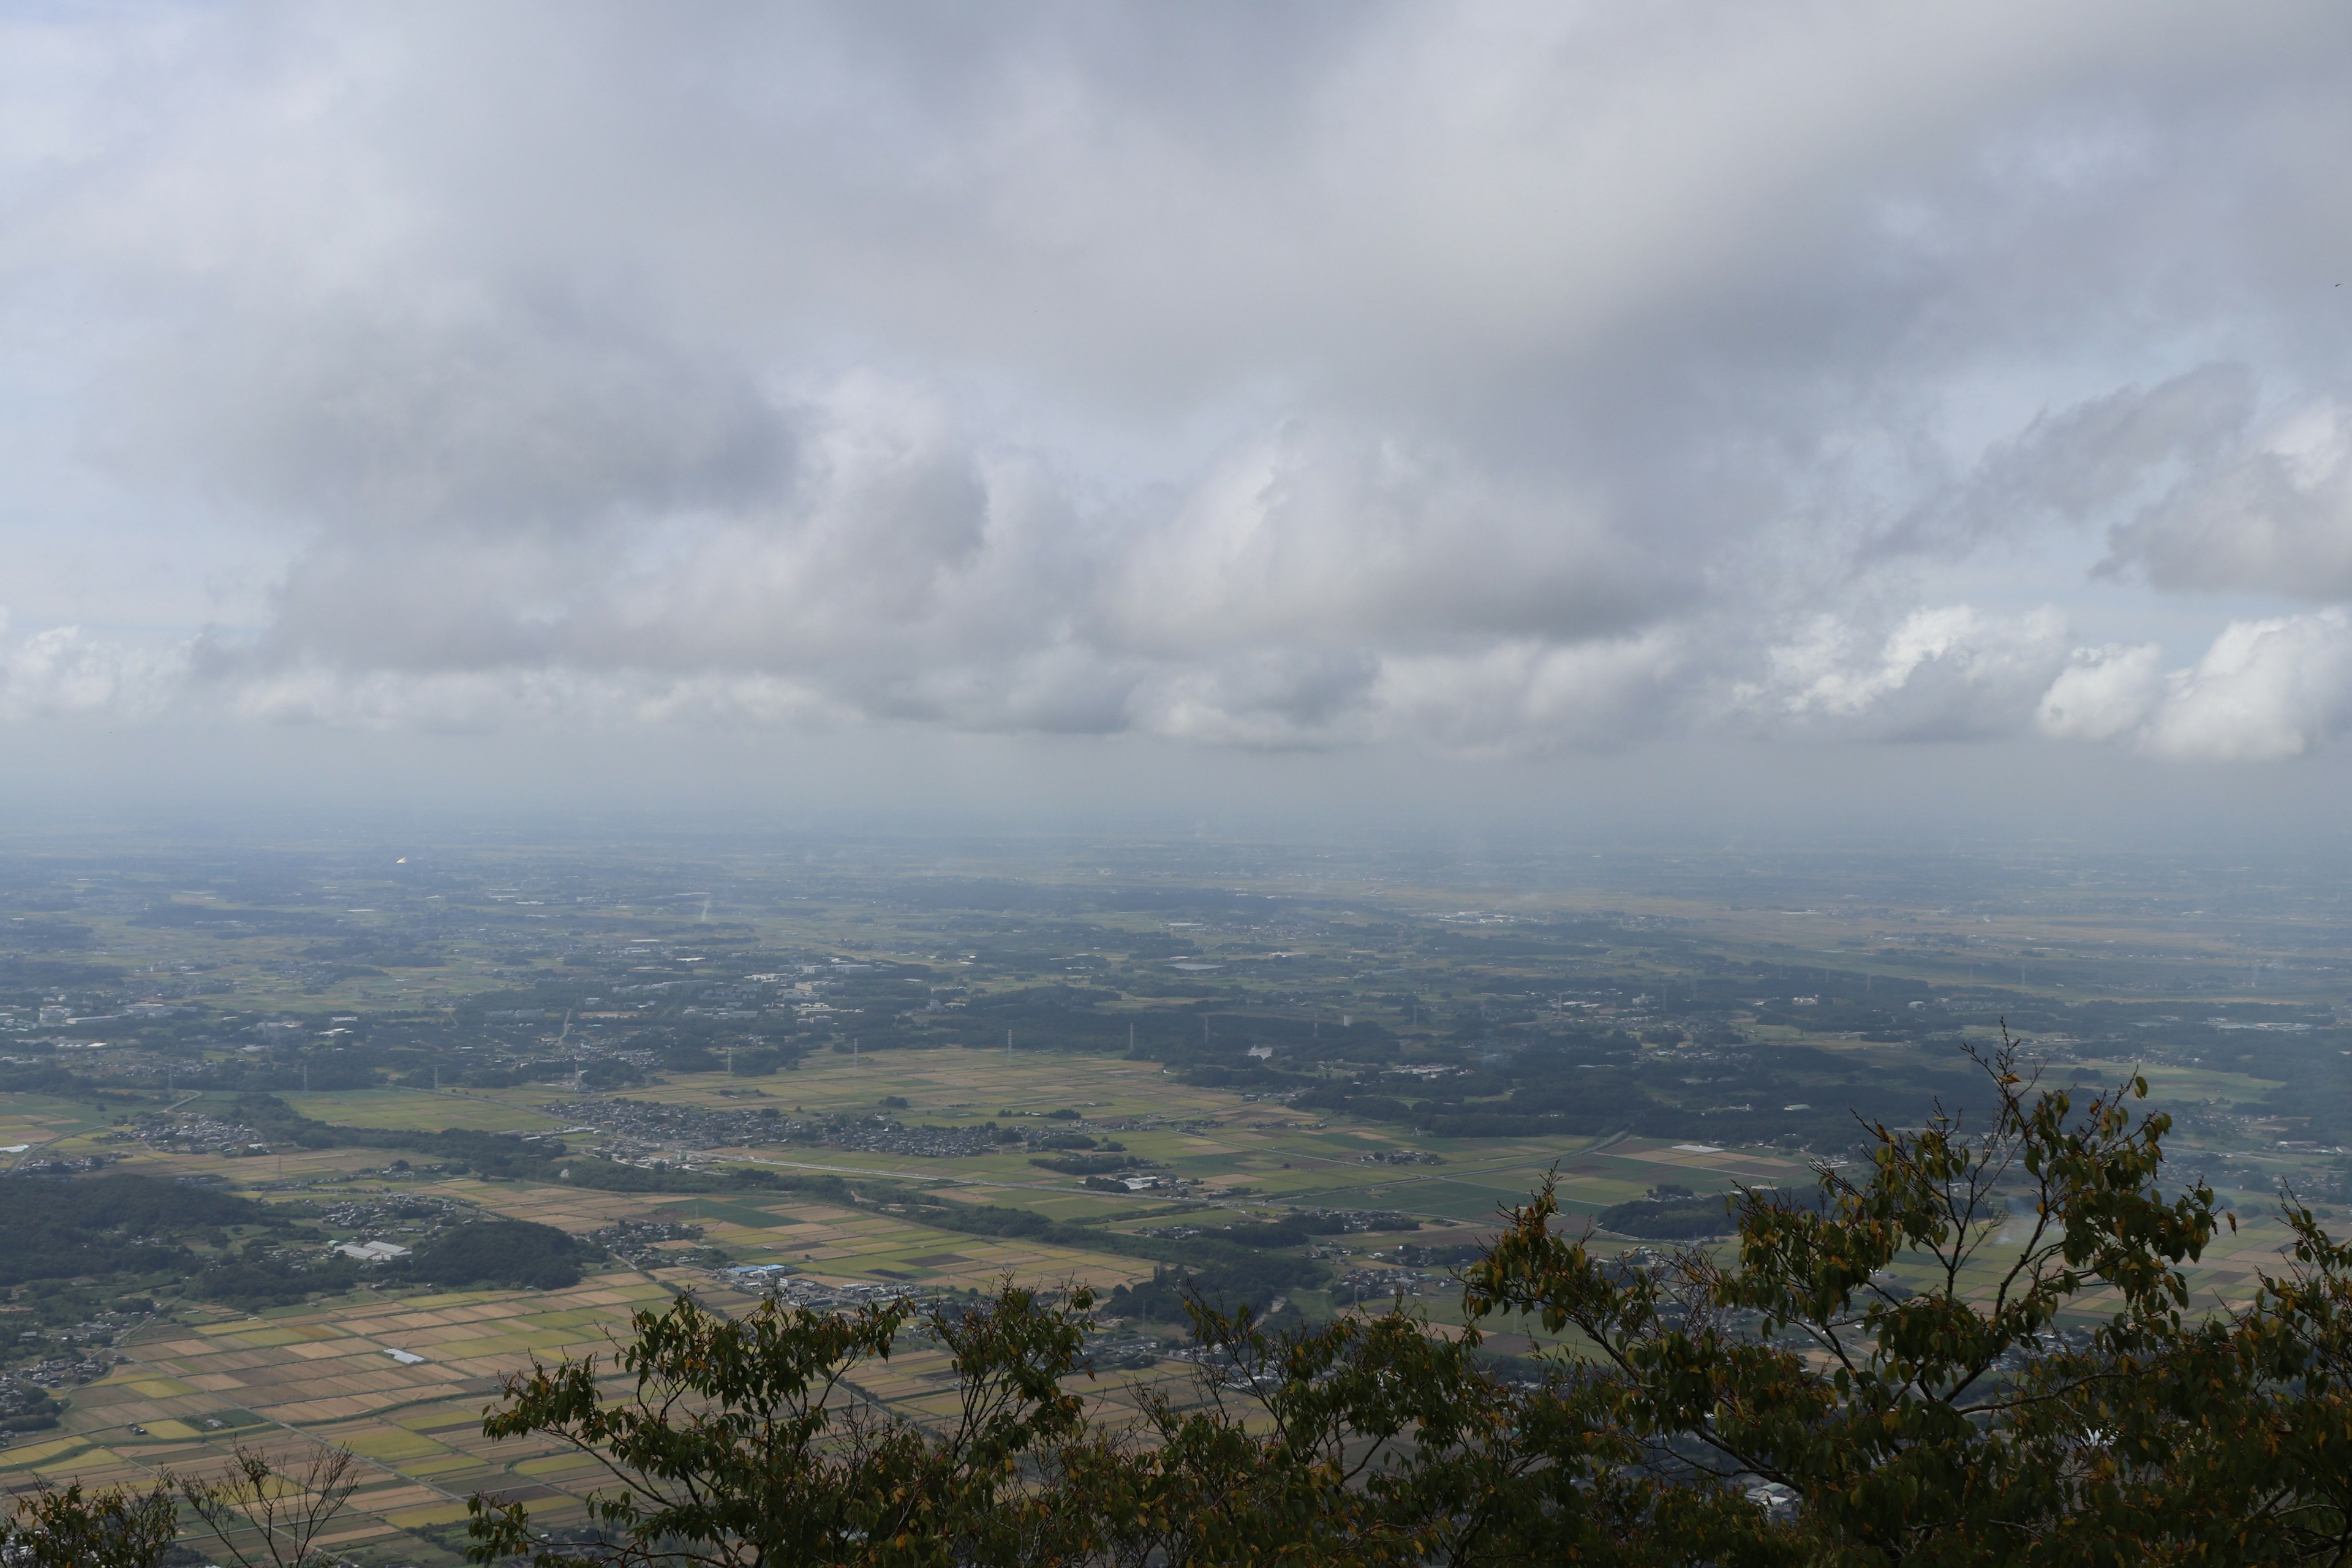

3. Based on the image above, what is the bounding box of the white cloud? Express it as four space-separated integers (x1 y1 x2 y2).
0 618 182 722
1735 606 2071 741
2035 643 2165 742
2139 609 2352 760
2022 611 2352 759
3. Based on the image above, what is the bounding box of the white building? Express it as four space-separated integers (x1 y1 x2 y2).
333 1240 413 1262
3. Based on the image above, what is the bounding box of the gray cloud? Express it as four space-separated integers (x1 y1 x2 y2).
2102 398 2352 598
9 1 2352 765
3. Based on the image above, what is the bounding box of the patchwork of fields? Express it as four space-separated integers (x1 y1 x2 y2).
0 838 2340 1564
0 1036 2324 1562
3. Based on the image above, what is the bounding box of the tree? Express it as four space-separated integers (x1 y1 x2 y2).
1 1480 178 1568
1462 1031 2351 1564
177 1441 362 1568
1027 1297 1770 1567
464 1032 2352 1566
465 1283 1096 1567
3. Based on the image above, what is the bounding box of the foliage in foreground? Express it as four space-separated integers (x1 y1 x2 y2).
20 1036 2352 1566
458 1036 2352 1566
1 1442 361 1568
0 1480 178 1568
176 1440 363 1568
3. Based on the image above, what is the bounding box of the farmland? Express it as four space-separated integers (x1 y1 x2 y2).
0 837 2345 1561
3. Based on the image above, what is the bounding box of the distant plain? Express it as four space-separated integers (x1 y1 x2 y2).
0 839 2342 1562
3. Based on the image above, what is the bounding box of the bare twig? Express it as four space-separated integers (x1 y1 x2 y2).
175 1442 362 1568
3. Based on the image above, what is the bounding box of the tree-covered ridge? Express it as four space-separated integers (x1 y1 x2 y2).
0 1170 363 1311
0 1173 269 1287
402 1219 594 1291
1596 1182 1738 1240
226 1092 574 1176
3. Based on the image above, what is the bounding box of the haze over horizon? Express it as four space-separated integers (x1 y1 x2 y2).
7 3 2352 841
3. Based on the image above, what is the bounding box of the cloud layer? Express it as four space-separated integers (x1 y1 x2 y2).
7 2 2352 764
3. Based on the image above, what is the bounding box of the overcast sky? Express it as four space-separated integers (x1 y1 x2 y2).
6 2 2352 837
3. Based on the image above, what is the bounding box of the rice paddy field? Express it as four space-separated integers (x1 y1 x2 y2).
0 1032 2325 1563
0 1054 1810 1562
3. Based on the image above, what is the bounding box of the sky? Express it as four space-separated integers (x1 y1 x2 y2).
6 2 2352 842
